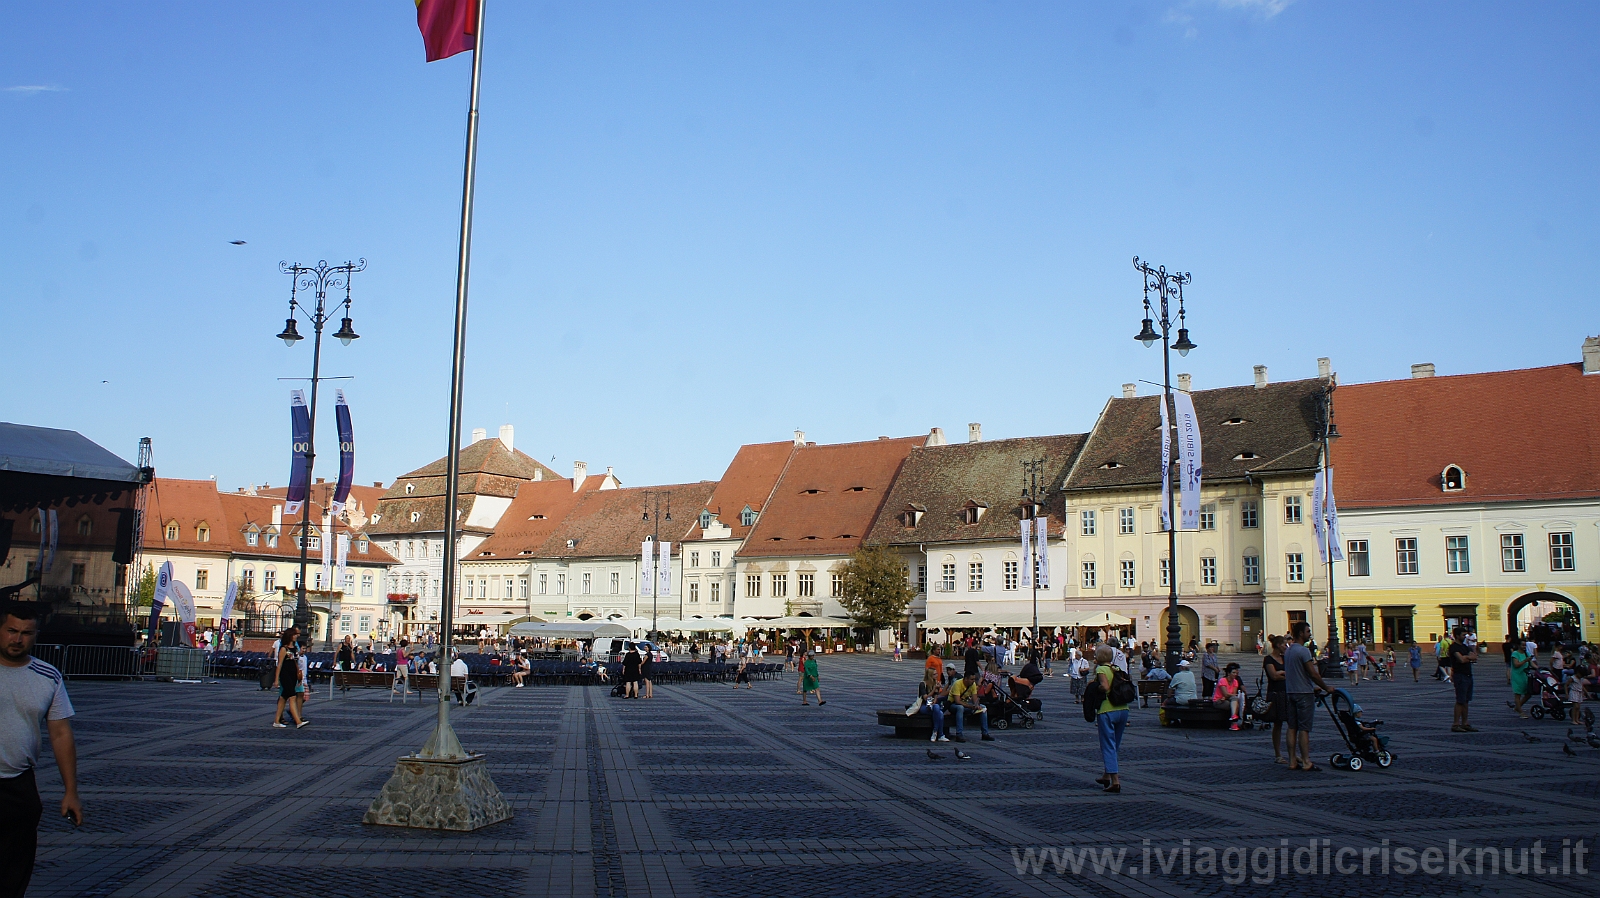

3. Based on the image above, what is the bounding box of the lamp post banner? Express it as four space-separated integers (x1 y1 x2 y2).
332 390 355 515
322 519 334 581
1158 393 1172 532
658 542 671 596
1034 515 1049 589
40 509 57 573
336 533 349 595
285 390 311 516
1313 467 1327 563
640 540 654 598
1173 389 1202 530
1324 468 1344 562
221 580 239 628
1019 518 1033 588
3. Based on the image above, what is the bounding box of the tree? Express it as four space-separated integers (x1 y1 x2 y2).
130 563 156 611
837 546 915 631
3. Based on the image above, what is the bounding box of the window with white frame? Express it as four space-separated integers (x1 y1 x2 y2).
1199 505 1216 531
582 572 592 594
1446 535 1470 574
263 569 276 592
538 573 548 595
746 573 761 597
342 572 354 593
1200 556 1217 586
798 573 815 597
688 581 699 603
1081 560 1097 589
610 572 620 594
831 573 843 597
358 614 372 632
969 562 983 591
556 573 566 594
1551 532 1576 572
240 568 255 591
246 530 258 546
1003 560 1018 590
1160 557 1171 588
940 563 956 592
1120 559 1135 589
1119 507 1135 535
1396 538 1419 575
1346 541 1370 576
772 573 787 597
1501 534 1525 573
1241 500 1259 529
916 565 927 594
690 551 699 568
1284 496 1303 524
712 551 722 567
518 577 528 598
710 581 721 603
195 570 209 590
1081 510 1097 535
1285 553 1305 583
1242 554 1260 585
361 573 372 596
340 613 352 633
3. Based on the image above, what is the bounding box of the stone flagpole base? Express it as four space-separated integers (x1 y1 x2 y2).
363 754 512 831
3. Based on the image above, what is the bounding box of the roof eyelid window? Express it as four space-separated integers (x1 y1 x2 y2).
1221 417 1249 425
1442 465 1467 492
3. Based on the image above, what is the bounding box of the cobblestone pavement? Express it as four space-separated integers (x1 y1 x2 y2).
27 654 1599 897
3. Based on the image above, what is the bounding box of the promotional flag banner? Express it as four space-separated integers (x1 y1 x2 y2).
658 542 672 596
1324 468 1344 563
640 540 655 598
336 533 350 594
1173 390 1203 530
1159 395 1173 532
1034 516 1050 589
1313 468 1328 564
332 390 355 515
221 580 239 628
39 509 57 573
170 581 198 647
1019 518 1033 588
148 561 174 637
415 0 478 62
321 520 334 585
285 391 311 516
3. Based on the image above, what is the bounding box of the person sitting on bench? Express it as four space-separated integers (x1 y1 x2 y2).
510 652 530 687
947 671 994 742
1169 660 1199 704
1213 663 1247 730
450 653 477 705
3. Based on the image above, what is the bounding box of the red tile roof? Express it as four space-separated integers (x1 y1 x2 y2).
142 478 396 564
538 482 717 559
1331 363 1600 508
737 436 924 558
468 475 606 559
684 441 798 541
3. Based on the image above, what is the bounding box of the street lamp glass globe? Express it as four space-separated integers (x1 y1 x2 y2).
1135 318 1159 348
277 318 303 347
1173 327 1196 357
333 317 360 346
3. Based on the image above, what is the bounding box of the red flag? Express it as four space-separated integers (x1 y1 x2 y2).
416 0 477 62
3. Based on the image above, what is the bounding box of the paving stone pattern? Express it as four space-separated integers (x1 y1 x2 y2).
27 654 1600 897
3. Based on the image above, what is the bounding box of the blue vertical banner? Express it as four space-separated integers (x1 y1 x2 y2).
147 560 173 637
332 390 355 515
285 390 311 516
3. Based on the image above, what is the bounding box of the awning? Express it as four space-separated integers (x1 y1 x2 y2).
1072 611 1133 628
507 621 631 639
919 610 1088 629
742 616 854 629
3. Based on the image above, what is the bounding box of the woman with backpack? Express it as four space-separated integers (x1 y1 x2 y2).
1086 644 1133 793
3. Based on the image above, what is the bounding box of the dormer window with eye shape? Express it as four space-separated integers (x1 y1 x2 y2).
1233 451 1259 460
1221 417 1249 426
961 501 988 525
1442 465 1467 492
1100 461 1122 469
846 486 868 492
529 514 546 520
801 488 822 495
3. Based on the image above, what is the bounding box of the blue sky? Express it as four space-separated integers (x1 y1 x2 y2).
4 1 1597 492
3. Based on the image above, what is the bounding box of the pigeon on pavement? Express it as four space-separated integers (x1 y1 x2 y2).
1522 732 1542 743
1563 743 1578 757
926 749 943 761
955 749 972 761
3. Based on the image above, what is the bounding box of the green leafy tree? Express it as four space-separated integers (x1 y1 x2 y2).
130 563 156 611
837 546 915 631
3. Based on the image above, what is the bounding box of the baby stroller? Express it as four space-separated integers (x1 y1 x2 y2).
1527 670 1595 726
1322 688 1395 772
982 678 1041 729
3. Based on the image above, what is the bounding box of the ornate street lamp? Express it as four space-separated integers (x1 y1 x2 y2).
641 491 671 639
276 259 365 646
1133 256 1194 674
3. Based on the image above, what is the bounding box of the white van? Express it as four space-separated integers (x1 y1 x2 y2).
604 639 668 663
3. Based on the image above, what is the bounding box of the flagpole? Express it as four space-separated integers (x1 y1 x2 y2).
422 0 487 761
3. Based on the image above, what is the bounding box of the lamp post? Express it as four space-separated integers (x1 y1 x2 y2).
1320 388 1341 666
276 259 364 647
1020 456 1047 651
641 491 671 639
1133 256 1195 674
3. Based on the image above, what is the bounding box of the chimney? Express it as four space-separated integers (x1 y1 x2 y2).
926 427 946 447
533 469 542 481
316 477 326 484
373 481 383 488
1253 365 1269 390
498 424 514 452
1317 357 1332 379
605 466 614 479
1121 383 1136 399
271 504 282 526
968 423 982 443
793 429 806 446
1411 363 1435 379
1176 373 1192 392
1583 337 1600 375
470 428 487 444
573 461 587 490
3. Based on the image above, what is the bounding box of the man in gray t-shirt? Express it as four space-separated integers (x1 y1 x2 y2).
0 604 82 898
1283 621 1330 771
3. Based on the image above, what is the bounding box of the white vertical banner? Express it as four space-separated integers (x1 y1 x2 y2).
1034 515 1050 589
1158 395 1173 532
1324 468 1344 563
321 519 333 581
1313 467 1328 564
658 541 672 596
170 581 198 647
640 540 655 598
336 533 350 593
221 579 239 626
1019 518 1033 588
1173 390 1203 530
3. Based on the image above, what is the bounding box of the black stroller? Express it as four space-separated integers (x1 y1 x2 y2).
982 675 1042 729
1322 688 1395 772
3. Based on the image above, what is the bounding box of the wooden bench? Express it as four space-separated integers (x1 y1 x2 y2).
1157 700 1234 728
328 670 401 699
1138 680 1170 708
406 674 479 706
876 708 935 737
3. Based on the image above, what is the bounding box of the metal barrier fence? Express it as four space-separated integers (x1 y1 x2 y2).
29 644 174 679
